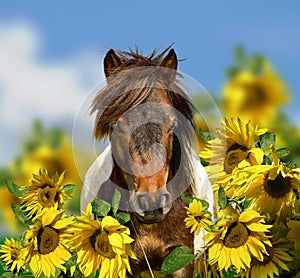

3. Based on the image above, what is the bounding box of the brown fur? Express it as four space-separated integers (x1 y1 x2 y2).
92 47 196 277
129 187 194 277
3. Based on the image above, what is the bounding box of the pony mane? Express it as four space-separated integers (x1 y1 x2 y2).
91 46 195 140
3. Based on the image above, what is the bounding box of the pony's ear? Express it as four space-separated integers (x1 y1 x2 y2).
104 49 122 78
159 49 178 70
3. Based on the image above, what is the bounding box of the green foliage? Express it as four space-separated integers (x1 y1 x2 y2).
11 203 33 226
160 246 195 275
247 53 264 74
1 272 17 278
0 260 5 275
271 225 291 242
63 254 77 269
91 189 131 225
112 189 121 215
115 212 130 225
226 45 265 78
21 273 35 278
218 186 227 209
234 45 246 66
23 120 65 152
276 147 291 158
6 180 24 198
0 168 12 186
62 184 76 195
181 194 210 211
259 132 276 151
91 198 111 218
242 198 252 210
224 268 238 277
199 128 212 142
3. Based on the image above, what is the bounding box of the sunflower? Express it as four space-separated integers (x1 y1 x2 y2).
204 208 272 274
231 157 300 223
20 168 72 220
24 206 73 277
242 239 293 278
184 199 212 234
11 134 82 186
0 238 28 273
0 185 21 233
200 117 266 195
287 220 300 250
68 204 137 278
221 61 290 126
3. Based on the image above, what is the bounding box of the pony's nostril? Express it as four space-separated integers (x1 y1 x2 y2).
161 192 171 207
137 194 147 211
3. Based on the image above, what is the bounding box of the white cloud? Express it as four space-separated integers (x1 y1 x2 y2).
0 22 104 165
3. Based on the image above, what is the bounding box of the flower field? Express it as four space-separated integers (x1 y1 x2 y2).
0 47 299 277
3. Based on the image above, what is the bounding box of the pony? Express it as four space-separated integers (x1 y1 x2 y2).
80 46 216 277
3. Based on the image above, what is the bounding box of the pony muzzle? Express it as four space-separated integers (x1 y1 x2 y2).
131 190 172 224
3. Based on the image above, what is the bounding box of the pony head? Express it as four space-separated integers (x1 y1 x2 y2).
91 47 195 223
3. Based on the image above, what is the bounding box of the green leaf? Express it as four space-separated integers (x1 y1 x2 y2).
259 132 276 151
181 194 194 205
112 189 121 215
88 270 99 277
6 180 24 198
271 225 291 242
200 157 209 167
263 154 273 165
248 53 264 74
11 203 33 226
63 254 77 268
199 199 209 209
199 128 212 142
218 186 227 209
1 272 16 278
91 198 111 218
0 168 12 186
21 272 35 278
224 268 238 278
242 199 252 210
180 195 210 210
284 160 298 167
160 246 195 275
115 212 131 225
54 267 61 277
276 148 291 158
225 66 240 79
0 260 4 275
62 184 76 195
234 45 245 65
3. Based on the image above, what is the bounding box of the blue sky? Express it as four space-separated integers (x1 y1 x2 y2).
1 1 300 93
0 1 300 165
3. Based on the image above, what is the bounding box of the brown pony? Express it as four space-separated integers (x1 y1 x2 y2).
90 46 197 277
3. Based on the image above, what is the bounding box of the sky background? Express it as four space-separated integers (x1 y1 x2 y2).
0 1 299 166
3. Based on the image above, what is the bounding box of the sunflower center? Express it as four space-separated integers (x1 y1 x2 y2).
10 250 18 261
90 229 116 259
264 174 292 199
224 144 248 174
37 185 58 207
243 83 266 109
194 215 203 222
224 222 249 248
37 226 59 254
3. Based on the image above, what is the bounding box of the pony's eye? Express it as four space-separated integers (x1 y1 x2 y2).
169 119 178 131
113 120 124 132
113 118 127 133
